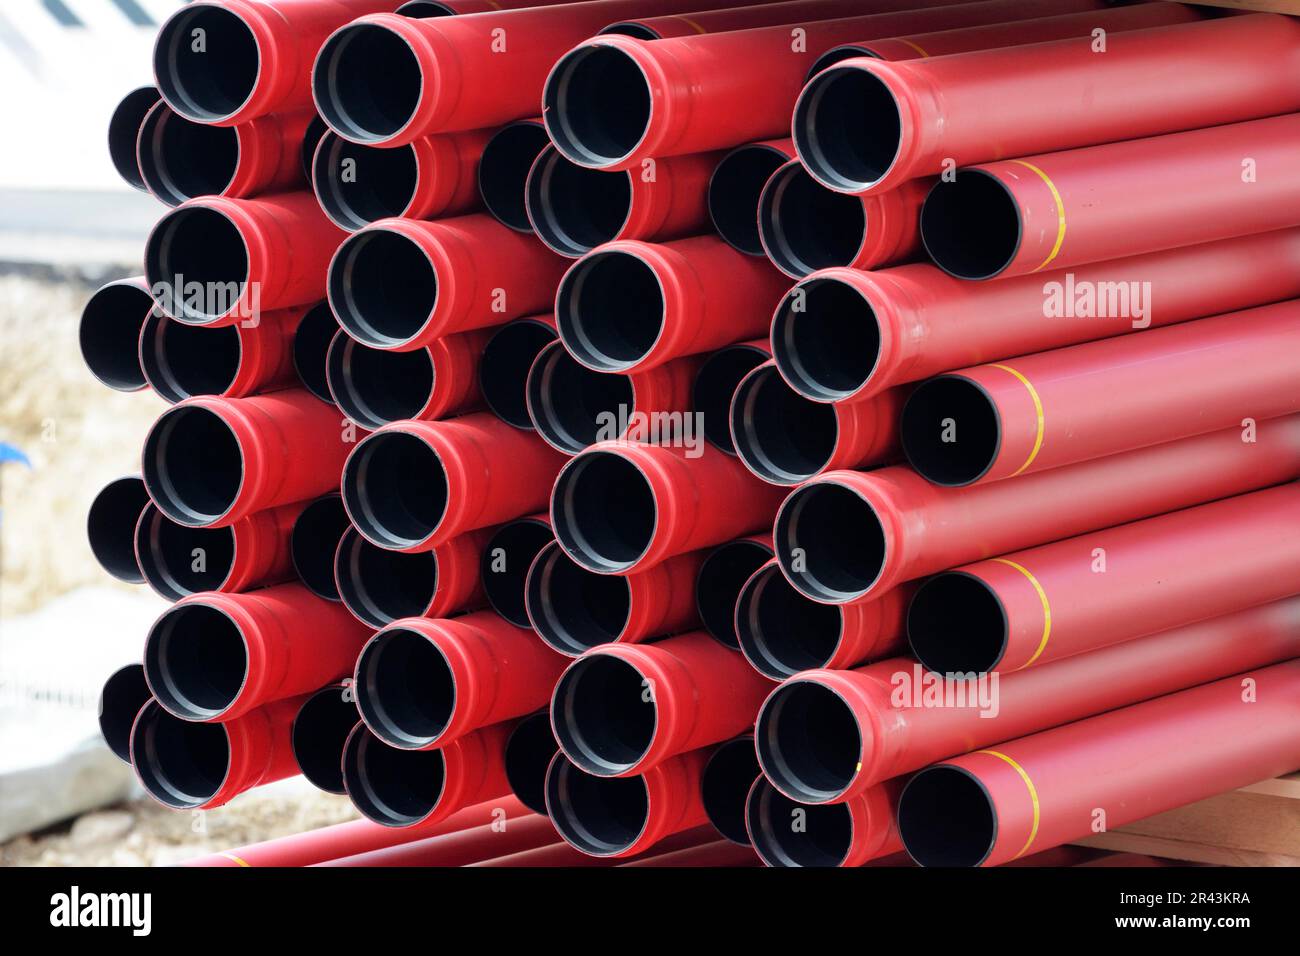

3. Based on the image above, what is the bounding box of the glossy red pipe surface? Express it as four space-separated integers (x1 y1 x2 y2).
621 841 760 867
776 415 1300 604
469 824 717 866
605 0 975 40
902 300 1300 486
756 596 1300 804
316 814 557 866
899 662 1300 867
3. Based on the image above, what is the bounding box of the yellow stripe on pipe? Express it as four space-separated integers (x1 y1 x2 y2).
987 363 1044 477
973 749 1040 860
990 558 1051 669
1009 160 1066 273
218 853 252 867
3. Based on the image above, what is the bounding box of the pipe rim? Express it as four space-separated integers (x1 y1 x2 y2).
794 63 903 194
478 121 553 233
526 145 634 257
142 600 249 721
478 318 558 429
139 311 242 403
354 626 455 749
526 340 634 455
775 478 887 603
99 663 151 763
898 764 997 867
153 3 260 124
86 476 149 584
555 248 667 373
313 133 422 233
919 169 1023 281
900 374 1002 487
544 752 651 856
691 343 769 455
695 538 773 648
757 161 866 279
334 527 439 627
326 329 436 430
292 302 340 404
142 403 245 527
131 699 232 809
803 45 876 84
755 678 861 804
771 275 882 404
144 203 252 325
290 685 358 795
134 503 238 600
551 653 657 776
137 101 240 207
701 737 760 846
108 86 161 190
342 724 447 827
735 562 844 680
525 541 633 655
746 778 853 867
313 23 424 145
551 449 658 573
543 43 654 170
290 494 349 601
907 571 1009 674
707 143 789 257
482 517 555 628
327 225 440 349
730 363 838 485
504 711 559 815
79 279 156 392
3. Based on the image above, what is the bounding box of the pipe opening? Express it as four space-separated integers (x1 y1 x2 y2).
772 277 880 402
759 162 865 277
136 505 237 600
141 312 241 402
146 206 249 324
482 519 554 628
99 664 151 762
138 105 239 206
342 431 447 550
776 481 884 602
545 45 652 168
87 476 150 584
301 115 329 179
79 281 156 391
695 539 772 647
479 319 558 429
692 344 768 455
343 727 446 827
335 529 438 627
154 5 259 123
528 343 634 454
920 171 1020 280
908 572 1008 675
327 331 434 429
756 680 860 803
131 702 230 809
898 765 996 867
478 122 552 232
356 627 454 748
292 302 339 403
142 405 243 526
546 754 650 856
108 87 161 190
396 1 456 16
314 135 420 231
732 365 838 485
736 564 842 680
528 147 632 256
505 711 559 814
702 738 760 846
900 376 1000 486
794 66 900 193
291 495 350 601
144 603 247 721
747 780 852 867
598 22 662 40
552 451 656 573
526 542 632 655
555 250 664 372
291 686 360 794
329 228 437 348
552 654 655 775
804 45 874 84
708 145 788 256
313 24 423 144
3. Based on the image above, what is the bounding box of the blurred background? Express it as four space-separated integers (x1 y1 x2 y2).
0 0 355 865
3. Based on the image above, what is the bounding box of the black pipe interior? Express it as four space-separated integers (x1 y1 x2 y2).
143 405 243 525
329 228 437 347
776 481 885 602
794 66 901 194
552 655 655 775
695 538 772 647
771 277 880 403
291 687 360 794
920 171 1021 280
139 106 239 205
341 431 447 550
598 22 662 40
478 122 552 232
132 702 230 809
98 664 151 762
737 565 842 679
908 572 1009 675
707 145 787 256
504 711 559 815
328 332 434 428
292 302 339 403
803 45 874 84
356 627 453 748
528 345 633 453
478 319 558 428
397 1 456 18
900 375 1001 486
146 205 249 323
136 506 237 600
732 366 838 484
898 765 997 867
692 344 768 455
756 680 860 804
760 163 865 277
546 754 650 856
552 451 656 572
527 544 631 655
544 46 652 168
556 250 663 371
142 313 241 401
79 281 155 391
154 5 259 123
316 136 420 231
336 529 438 627
108 86 161 189
748 780 852 867
290 494 350 600
482 519 554 628
144 603 247 721
87 476 150 583
343 728 446 826
313 24 423 143
701 738 761 846
529 149 632 256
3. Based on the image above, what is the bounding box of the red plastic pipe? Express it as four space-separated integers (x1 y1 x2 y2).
137 102 311 206
756 596 1300 804
545 748 712 858
138 307 302 403
470 824 717 866
770 229 1300 404
551 439 788 574
555 236 789 373
478 315 558 429
181 797 528 866
108 86 160 191
526 341 699 455
312 128 490 231
730 361 902 486
131 695 304 810
79 276 156 392
899 662 1300 867
776 414 1300 604
757 160 927 277
153 0 398 125
341 413 566 551
910 483 1300 674
326 327 488 429
290 684 359 794
333 525 489 628
145 192 345 326
797 12 1290 196
902 300 1300 486
551 631 771 777
327 214 567 350
481 515 554 628
142 390 356 527
603 0 977 40
477 119 551 232
525 540 702 656
735 559 911 680
923 113 1300 280
707 139 796 257
316 814 558 866
746 777 901 867
87 475 150 584
134 500 301 601
526 145 718 258
398 0 585 14
143 583 370 722
354 612 567 749
695 534 774 647
343 720 515 830
621 841 760 867
543 0 1105 170
98 663 151 763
